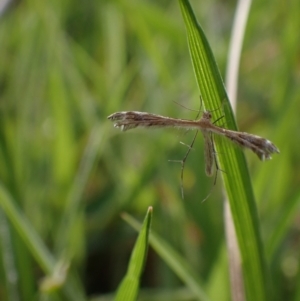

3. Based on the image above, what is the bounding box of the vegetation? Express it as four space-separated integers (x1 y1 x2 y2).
0 0 299 300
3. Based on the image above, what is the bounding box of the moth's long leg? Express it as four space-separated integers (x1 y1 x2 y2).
176 100 203 199
169 131 199 199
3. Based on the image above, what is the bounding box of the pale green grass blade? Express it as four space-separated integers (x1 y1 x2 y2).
122 212 210 301
55 123 106 254
114 207 153 301
179 1 268 300
0 183 54 272
0 183 86 300
266 193 300 260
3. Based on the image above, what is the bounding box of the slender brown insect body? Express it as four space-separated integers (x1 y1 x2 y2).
202 130 215 176
108 110 280 162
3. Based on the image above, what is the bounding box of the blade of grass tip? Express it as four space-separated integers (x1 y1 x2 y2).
122 212 210 301
178 1 268 301
114 207 153 301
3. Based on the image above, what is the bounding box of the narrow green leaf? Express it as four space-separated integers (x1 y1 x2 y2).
0 182 54 273
266 193 300 260
114 207 153 301
122 212 210 301
0 183 87 300
179 1 268 300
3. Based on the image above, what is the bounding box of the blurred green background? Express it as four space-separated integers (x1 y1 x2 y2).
0 0 299 300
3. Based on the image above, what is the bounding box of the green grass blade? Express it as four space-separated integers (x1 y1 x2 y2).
266 193 300 260
179 1 268 300
122 212 210 301
114 207 153 301
0 182 55 272
0 183 87 300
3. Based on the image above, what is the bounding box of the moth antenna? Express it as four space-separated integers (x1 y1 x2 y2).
173 101 200 113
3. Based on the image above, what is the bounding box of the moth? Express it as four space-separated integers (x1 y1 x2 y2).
108 110 279 175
